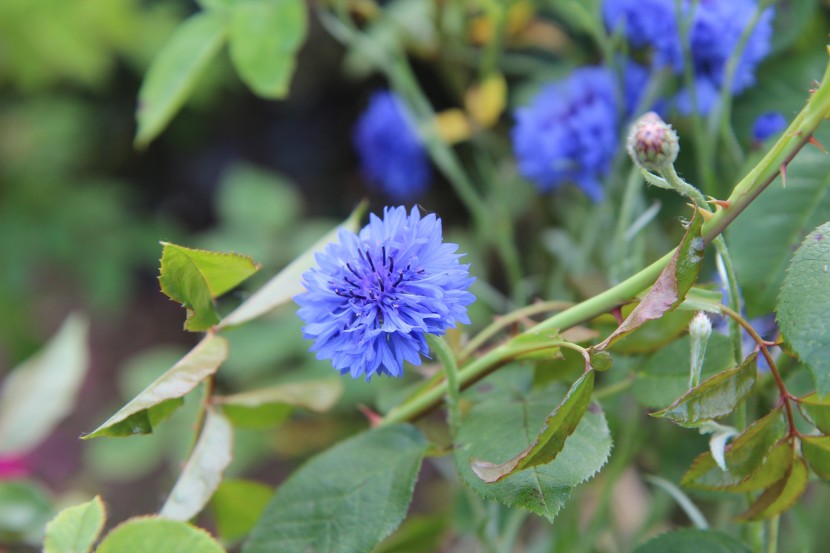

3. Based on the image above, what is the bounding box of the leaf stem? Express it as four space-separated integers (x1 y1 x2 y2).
720 305 797 438
426 335 461 434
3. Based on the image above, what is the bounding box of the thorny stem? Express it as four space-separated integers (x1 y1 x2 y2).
381 51 830 427
720 305 798 437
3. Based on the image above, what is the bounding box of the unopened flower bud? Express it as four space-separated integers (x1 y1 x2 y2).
626 112 679 172
689 312 712 388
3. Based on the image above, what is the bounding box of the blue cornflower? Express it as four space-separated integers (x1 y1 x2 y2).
295 206 475 381
604 0 774 116
353 92 432 201
512 64 646 201
752 112 787 142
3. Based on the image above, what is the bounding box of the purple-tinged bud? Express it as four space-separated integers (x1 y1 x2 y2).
626 111 679 172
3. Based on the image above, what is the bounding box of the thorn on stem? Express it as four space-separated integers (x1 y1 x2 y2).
808 135 828 154
780 163 788 188
358 404 383 427
611 306 624 325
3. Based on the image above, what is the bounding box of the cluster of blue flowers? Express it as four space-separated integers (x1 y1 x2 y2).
296 206 475 381
512 63 647 201
604 0 774 115
353 92 432 202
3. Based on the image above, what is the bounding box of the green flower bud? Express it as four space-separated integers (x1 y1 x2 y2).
626 112 680 172
689 312 712 388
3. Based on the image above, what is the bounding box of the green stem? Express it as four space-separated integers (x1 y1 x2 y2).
380 51 830 427
478 0 508 80
426 335 461 433
611 166 645 282
458 300 572 363
593 377 634 401
766 515 780 553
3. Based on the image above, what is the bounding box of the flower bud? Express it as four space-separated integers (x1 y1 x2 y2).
626 112 679 172
689 312 712 388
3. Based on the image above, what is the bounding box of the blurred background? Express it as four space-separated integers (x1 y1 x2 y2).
4 0 830 551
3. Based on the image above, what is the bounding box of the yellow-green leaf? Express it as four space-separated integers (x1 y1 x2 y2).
801 435 830 480
681 409 787 490
43 496 106 553
653 352 757 427
135 12 227 147
96 517 225 553
737 456 808 521
160 409 233 521
84 334 228 439
798 393 830 434
228 0 308 98
159 242 260 331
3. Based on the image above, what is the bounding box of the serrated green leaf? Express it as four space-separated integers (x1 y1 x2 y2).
159 242 260 331
797 392 830 433
84 334 228 439
43 496 105 553
96 517 225 553
682 409 787 490
730 131 830 317
596 211 704 351
776 222 830 397
228 0 307 98
800 435 830 480
738 456 808 521
632 529 751 553
243 424 427 553
219 202 366 328
653 352 757 427
160 409 233 521
210 479 273 544
470 371 595 483
455 367 612 522
0 314 89 455
632 333 735 409
216 378 343 428
135 12 227 147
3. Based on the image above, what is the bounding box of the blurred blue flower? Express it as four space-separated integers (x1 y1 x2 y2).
354 92 432 201
604 0 774 115
752 112 787 142
295 206 475 381
512 64 646 201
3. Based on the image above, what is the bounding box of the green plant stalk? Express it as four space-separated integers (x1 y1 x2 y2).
458 300 572 362
426 335 461 433
611 165 645 282
767 515 780 553
659 164 743 358
381 52 830 426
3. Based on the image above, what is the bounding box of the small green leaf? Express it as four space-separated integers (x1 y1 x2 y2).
801 435 830 480
135 11 227 147
84 334 228 439
219 201 366 328
682 409 788 490
798 392 830 434
0 314 89 455
776 222 830 397
160 409 233 521
632 333 735 409
215 378 343 428
596 211 704 351
228 0 308 98
210 479 273 544
455 367 611 522
632 529 751 553
159 242 260 331
43 496 106 553
678 287 725 313
737 456 808 521
653 352 757 427
726 439 794 493
470 371 595 483
96 517 225 553
242 424 428 553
